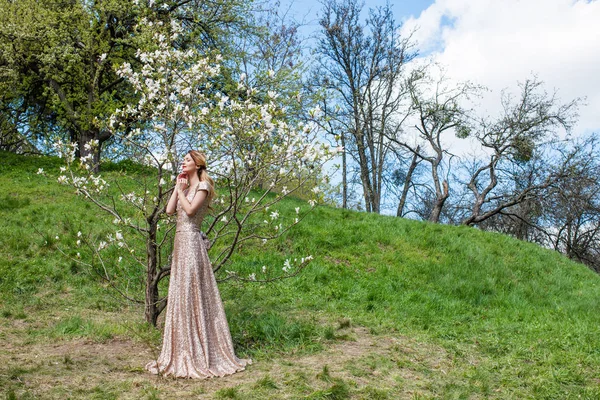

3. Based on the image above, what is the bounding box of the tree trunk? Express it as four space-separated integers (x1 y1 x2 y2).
429 180 449 223
341 131 347 209
355 129 373 213
463 197 484 226
397 148 420 217
145 222 160 326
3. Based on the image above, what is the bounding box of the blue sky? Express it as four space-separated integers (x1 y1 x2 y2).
286 0 435 41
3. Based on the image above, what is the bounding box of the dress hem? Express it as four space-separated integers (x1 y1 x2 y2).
144 359 252 380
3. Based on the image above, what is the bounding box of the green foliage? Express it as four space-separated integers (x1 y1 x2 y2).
0 0 137 141
0 0 255 158
511 134 535 162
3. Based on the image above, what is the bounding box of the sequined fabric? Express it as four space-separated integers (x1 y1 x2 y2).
145 181 251 378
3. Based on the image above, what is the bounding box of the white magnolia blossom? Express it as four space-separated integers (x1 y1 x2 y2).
84 139 99 151
49 10 335 286
301 256 314 264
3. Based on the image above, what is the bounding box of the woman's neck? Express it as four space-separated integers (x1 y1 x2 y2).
188 174 200 188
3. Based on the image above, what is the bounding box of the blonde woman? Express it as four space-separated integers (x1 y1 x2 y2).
145 150 251 378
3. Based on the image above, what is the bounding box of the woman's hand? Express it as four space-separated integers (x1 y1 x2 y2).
176 173 189 192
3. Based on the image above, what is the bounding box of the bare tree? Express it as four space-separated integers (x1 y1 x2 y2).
461 77 579 226
470 151 554 240
543 134 600 271
385 69 477 222
468 133 600 273
316 0 416 213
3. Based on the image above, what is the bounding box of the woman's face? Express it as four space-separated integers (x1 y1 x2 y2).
181 154 197 174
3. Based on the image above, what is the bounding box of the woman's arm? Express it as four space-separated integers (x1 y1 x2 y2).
165 187 179 216
178 187 208 217
166 174 188 216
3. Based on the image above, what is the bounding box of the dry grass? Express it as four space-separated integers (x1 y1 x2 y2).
1 302 461 399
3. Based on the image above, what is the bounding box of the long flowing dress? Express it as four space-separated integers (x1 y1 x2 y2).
145 181 251 378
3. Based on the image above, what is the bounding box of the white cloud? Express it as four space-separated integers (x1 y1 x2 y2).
402 0 600 141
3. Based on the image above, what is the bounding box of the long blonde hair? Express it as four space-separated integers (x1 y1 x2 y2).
188 150 216 202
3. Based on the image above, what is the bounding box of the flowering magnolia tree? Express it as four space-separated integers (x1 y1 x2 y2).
52 13 338 326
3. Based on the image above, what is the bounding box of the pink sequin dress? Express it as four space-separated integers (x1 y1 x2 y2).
145 181 251 378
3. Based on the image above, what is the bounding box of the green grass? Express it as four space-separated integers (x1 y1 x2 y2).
1 150 600 399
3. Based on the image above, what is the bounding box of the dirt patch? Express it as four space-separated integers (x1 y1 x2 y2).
1 317 455 399
324 255 352 268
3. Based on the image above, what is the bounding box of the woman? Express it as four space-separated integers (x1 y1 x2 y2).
145 150 251 378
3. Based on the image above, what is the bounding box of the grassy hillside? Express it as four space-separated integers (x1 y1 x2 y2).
1 151 600 399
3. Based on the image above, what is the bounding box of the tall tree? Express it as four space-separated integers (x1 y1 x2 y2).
316 0 416 213
0 0 137 167
0 0 251 169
